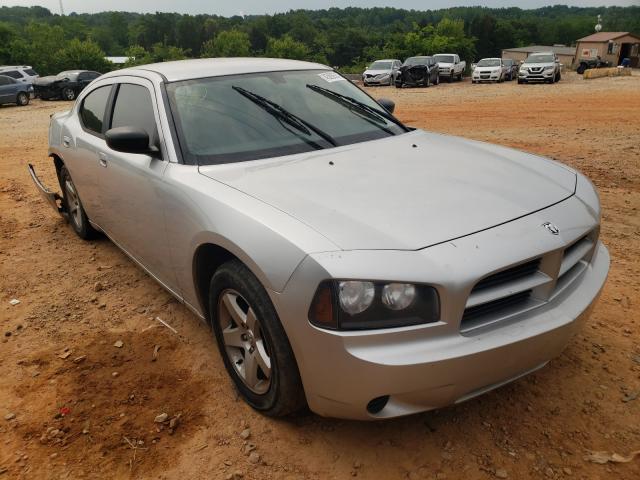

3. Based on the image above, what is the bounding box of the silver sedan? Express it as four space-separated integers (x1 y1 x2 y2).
30 59 609 420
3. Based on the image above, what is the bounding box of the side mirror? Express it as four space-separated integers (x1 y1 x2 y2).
471 63 477 70
377 98 395 114
106 126 153 154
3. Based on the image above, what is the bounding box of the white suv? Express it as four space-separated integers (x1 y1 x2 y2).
0 65 39 85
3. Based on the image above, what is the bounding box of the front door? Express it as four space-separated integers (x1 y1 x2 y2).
96 78 177 291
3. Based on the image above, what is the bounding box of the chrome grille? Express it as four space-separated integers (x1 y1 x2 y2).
460 229 598 334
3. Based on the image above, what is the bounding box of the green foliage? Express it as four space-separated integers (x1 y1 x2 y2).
266 35 310 60
123 43 189 66
58 38 111 72
201 30 251 57
0 4 638 75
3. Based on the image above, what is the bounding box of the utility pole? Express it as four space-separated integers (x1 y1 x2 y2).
58 0 65 16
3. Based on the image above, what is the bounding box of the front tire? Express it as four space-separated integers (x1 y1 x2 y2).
16 92 29 106
60 166 98 240
209 260 305 417
62 87 76 101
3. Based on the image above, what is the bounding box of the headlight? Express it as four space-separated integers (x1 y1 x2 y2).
544 66 555 71
309 280 440 330
382 283 416 310
338 281 374 315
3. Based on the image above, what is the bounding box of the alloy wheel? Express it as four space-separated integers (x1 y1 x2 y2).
64 179 82 229
217 289 272 394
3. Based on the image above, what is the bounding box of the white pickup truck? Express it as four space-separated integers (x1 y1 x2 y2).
434 53 466 82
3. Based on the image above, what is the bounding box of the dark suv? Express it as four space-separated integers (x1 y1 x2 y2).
34 70 101 100
395 56 440 88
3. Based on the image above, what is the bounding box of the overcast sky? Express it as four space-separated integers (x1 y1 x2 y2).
3 1 637 17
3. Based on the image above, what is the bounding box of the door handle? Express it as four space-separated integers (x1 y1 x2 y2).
98 152 108 168
62 136 71 148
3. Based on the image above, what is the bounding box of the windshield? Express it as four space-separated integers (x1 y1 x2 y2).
477 59 501 67
166 69 406 165
524 54 555 64
404 57 429 66
369 61 392 70
503 59 514 66
434 55 455 64
56 71 78 80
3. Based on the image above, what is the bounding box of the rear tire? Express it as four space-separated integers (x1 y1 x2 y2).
209 260 306 417
16 92 29 106
60 166 98 240
62 87 76 101
577 64 587 74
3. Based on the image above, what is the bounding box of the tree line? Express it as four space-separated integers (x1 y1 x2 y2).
1 5 639 75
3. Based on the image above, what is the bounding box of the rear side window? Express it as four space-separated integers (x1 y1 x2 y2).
80 86 112 135
110 84 158 147
3 70 22 79
0 76 11 86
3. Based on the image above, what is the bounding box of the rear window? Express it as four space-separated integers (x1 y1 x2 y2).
3 70 23 79
80 86 112 135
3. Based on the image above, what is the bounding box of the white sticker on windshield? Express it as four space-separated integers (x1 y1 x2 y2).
318 72 346 83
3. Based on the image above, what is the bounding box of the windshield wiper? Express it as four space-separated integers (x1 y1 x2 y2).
306 84 408 132
232 86 337 147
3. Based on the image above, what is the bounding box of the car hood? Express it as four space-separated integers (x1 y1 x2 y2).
476 66 501 72
522 62 554 69
198 130 576 251
33 76 60 86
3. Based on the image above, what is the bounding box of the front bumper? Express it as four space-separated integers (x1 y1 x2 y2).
271 196 609 420
518 70 555 82
473 71 501 82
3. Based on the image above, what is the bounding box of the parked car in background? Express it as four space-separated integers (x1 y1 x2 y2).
0 65 39 85
0 74 33 106
502 59 518 81
576 56 611 74
34 70 102 100
434 53 466 82
362 59 401 86
518 52 561 84
472 58 506 83
29 58 608 420
396 56 439 88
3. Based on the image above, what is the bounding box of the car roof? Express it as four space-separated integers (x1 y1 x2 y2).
0 65 31 70
371 59 399 62
106 58 331 82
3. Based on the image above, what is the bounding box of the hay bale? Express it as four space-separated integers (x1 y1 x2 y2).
584 67 632 79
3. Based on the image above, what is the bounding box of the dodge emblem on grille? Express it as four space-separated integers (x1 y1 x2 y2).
542 222 560 235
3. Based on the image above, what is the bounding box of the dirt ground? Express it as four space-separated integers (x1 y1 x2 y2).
1 71 639 480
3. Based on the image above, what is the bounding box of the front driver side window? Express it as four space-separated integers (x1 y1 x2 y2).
110 84 158 148
80 86 112 135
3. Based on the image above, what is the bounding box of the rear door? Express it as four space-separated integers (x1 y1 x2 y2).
0 76 15 103
64 83 114 221
96 77 176 289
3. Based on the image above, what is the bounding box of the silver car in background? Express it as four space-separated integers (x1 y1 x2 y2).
30 58 609 420
362 59 401 86
518 52 562 84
